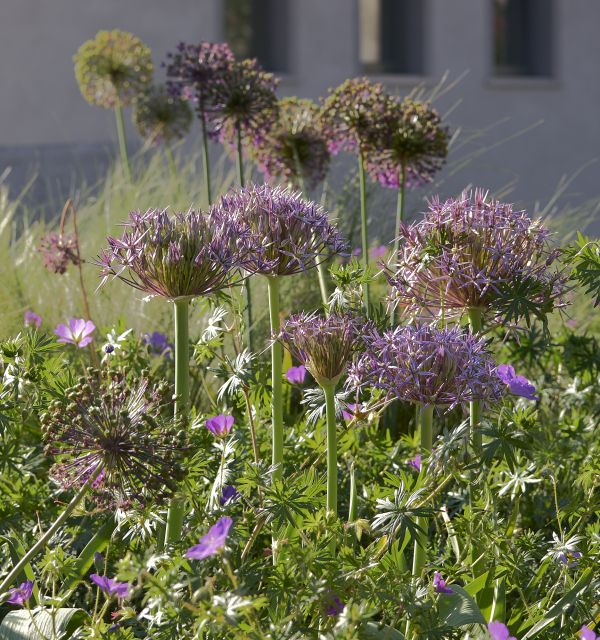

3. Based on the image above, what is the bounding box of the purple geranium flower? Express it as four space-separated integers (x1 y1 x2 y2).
143 331 173 356
187 516 233 560
54 318 96 348
24 311 42 328
370 245 387 259
558 550 582 568
323 591 345 617
488 621 517 640
408 453 422 472
220 485 238 506
205 414 234 438
497 364 539 401
6 580 34 606
90 574 130 599
433 572 453 594
286 365 307 384
580 626 599 640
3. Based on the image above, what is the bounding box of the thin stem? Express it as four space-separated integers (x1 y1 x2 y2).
358 151 370 315
348 461 357 522
114 104 131 181
322 383 338 517
165 146 178 182
0 466 102 594
200 111 212 206
392 163 406 261
468 307 483 454
412 404 434 578
165 298 190 546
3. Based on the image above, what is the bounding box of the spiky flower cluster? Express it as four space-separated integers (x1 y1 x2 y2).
210 58 279 145
211 184 347 276
73 30 153 109
277 313 359 386
365 98 450 189
133 85 193 145
388 190 567 324
41 369 186 508
38 232 81 274
348 324 504 409
97 208 247 299
253 98 331 189
319 77 390 155
164 41 234 122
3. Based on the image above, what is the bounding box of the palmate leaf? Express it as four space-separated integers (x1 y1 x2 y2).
0 607 89 639
564 232 600 306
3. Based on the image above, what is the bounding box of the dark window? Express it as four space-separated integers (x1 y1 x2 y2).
493 0 553 76
224 0 289 72
359 0 425 75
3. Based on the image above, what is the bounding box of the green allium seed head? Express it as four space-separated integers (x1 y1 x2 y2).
133 85 193 146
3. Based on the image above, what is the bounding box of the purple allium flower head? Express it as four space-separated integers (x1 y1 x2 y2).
388 189 567 325
220 485 238 506
488 621 517 640
143 331 173 356
164 41 234 124
285 365 307 384
205 414 234 438
187 516 233 560
323 591 345 617
408 453 422 472
433 572 453 594
133 84 193 146
365 98 450 190
212 184 347 276
210 58 279 147
6 580 33 606
97 207 247 300
54 318 96 348
74 30 153 109
496 364 539 400
580 626 599 640
41 369 186 509
90 574 130 599
348 324 504 410
277 312 359 386
253 97 331 189
24 311 42 328
38 232 81 274
320 77 390 156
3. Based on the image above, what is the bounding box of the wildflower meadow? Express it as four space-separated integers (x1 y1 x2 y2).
0 28 599 640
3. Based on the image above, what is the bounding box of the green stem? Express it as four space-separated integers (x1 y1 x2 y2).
468 307 483 454
0 465 102 594
322 383 338 517
348 462 357 522
164 298 190 546
114 104 131 181
393 163 406 261
165 146 177 182
358 152 370 315
412 404 433 577
200 112 212 206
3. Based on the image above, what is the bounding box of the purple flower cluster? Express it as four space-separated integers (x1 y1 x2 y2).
41 369 186 509
320 77 390 156
90 574 130 599
6 580 33 606
133 84 193 146
38 231 81 274
365 98 450 189
277 312 359 387
388 190 566 324
253 97 331 189
97 207 247 300
187 516 233 560
211 184 347 276
348 324 504 410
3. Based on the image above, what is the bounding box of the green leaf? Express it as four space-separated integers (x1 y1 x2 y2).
463 572 490 597
438 585 487 628
0 608 89 639
360 621 406 639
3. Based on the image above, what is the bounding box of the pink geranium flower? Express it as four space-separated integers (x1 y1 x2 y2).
54 318 96 348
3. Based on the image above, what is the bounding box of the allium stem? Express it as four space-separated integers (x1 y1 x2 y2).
165 146 177 181
200 112 212 206
165 298 190 546
358 152 371 315
323 383 338 517
0 465 102 595
468 307 483 454
348 461 357 522
412 404 433 577
114 104 131 181
392 163 406 262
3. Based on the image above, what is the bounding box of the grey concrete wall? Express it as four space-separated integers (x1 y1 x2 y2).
1 0 599 226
